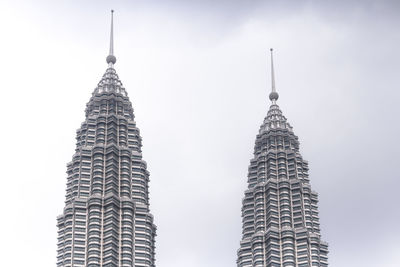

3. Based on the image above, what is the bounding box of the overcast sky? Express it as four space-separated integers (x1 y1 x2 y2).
0 0 399 266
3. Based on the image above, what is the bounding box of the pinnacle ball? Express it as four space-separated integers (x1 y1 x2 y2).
269 92 279 101
106 55 117 64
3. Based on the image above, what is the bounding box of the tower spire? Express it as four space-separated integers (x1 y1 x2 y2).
269 48 279 103
106 10 116 65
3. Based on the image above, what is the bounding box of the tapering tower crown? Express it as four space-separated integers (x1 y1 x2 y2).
106 10 117 65
237 51 328 267
56 10 157 267
269 48 279 102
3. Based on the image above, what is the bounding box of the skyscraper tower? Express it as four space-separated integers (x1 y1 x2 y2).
56 11 156 267
237 50 328 267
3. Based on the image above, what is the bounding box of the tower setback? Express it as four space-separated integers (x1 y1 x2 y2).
56 11 156 267
237 50 328 267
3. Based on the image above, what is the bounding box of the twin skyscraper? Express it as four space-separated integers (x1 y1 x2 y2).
56 11 328 267
236 50 328 267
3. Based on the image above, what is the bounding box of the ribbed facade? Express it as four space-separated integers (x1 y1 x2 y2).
237 102 328 267
56 66 156 267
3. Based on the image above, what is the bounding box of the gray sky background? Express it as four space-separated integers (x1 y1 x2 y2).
0 0 399 266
